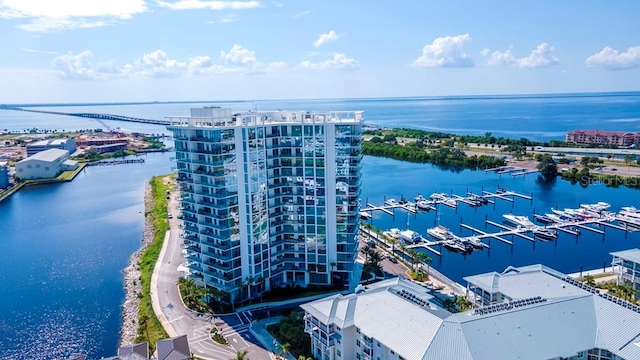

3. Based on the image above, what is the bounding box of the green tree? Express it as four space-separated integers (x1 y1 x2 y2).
537 154 558 182
455 296 472 312
278 342 291 359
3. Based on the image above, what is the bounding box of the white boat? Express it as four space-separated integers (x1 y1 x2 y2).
533 228 558 241
385 199 398 206
565 208 597 219
619 209 640 219
359 211 372 219
617 214 640 226
427 225 452 241
544 213 565 223
414 194 427 202
621 206 640 214
384 228 401 239
503 214 536 228
466 236 485 248
416 200 432 211
443 238 472 253
399 229 426 244
551 208 577 220
430 193 447 201
443 198 457 208
580 202 611 213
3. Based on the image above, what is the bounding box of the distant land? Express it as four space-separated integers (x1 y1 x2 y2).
1 91 640 108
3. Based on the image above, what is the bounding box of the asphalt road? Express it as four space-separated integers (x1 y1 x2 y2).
153 189 275 360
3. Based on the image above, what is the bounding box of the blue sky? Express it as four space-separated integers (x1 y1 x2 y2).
1 0 639 103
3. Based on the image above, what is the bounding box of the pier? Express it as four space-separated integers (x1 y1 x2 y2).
86 159 145 166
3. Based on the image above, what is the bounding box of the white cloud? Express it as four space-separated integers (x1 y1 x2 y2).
313 30 339 48
585 46 640 70
157 0 260 10
51 46 282 79
132 50 187 77
412 34 474 68
20 47 58 55
0 0 147 32
52 51 129 80
217 14 236 23
294 10 310 18
298 53 359 71
482 43 559 69
517 43 559 68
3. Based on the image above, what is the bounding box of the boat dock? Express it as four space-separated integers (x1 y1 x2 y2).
485 166 540 177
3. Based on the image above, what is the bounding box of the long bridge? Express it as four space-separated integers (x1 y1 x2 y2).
4 107 171 126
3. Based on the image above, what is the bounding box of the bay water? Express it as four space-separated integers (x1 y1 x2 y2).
0 92 639 358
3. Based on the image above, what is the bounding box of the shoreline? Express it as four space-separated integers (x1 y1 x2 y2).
119 181 155 346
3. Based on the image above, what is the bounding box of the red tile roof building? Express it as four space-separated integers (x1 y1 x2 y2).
565 130 639 147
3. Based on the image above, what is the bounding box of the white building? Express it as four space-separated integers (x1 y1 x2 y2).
167 107 363 303
15 148 78 180
611 248 640 300
26 137 76 157
301 265 640 360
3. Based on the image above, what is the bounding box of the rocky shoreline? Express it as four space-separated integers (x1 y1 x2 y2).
119 182 155 346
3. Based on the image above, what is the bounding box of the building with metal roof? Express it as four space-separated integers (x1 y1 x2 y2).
26 137 76 157
301 264 640 360
15 148 78 180
611 248 640 300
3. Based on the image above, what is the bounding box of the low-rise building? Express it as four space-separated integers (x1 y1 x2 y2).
69 335 190 360
15 148 78 180
302 264 640 360
26 137 76 157
566 130 638 147
91 142 128 154
611 248 640 300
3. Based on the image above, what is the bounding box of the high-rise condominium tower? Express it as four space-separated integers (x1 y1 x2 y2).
168 107 363 303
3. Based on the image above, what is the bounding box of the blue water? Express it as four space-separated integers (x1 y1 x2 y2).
2 92 640 141
0 92 639 359
0 154 172 360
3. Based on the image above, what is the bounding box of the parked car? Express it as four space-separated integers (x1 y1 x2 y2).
388 257 398 264
168 213 173 219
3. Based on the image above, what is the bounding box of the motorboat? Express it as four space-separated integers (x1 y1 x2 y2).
503 214 536 229
617 214 640 227
443 238 470 253
384 228 401 240
399 229 426 244
621 206 640 214
414 194 427 202
385 198 398 206
469 194 488 205
466 236 485 249
564 208 596 219
443 198 457 208
580 202 611 213
496 187 508 194
551 208 577 220
430 192 447 201
427 225 452 241
533 228 558 241
544 213 565 223
359 211 372 219
416 200 432 211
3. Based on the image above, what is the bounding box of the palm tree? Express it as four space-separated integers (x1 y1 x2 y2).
232 350 249 360
615 284 636 302
359 244 372 263
581 275 596 287
415 252 432 275
277 342 290 359
455 296 472 312
405 248 418 269
388 238 399 253
298 356 313 360
243 275 256 303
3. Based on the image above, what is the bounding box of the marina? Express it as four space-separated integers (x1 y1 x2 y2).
362 187 638 258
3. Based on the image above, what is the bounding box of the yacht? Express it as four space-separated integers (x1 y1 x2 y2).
384 228 401 240
564 208 596 219
533 228 558 241
414 194 427 202
621 206 640 214
399 229 426 244
580 202 611 213
427 225 452 241
430 193 447 201
359 211 372 220
443 198 457 208
551 208 577 220
617 214 640 227
503 214 536 229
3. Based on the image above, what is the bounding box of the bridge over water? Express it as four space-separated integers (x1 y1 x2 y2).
4 107 171 126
